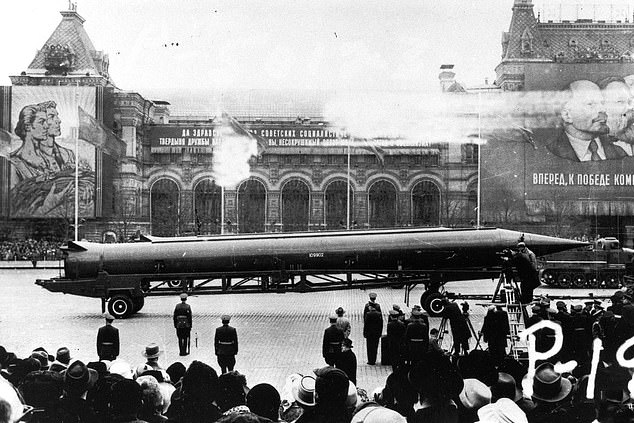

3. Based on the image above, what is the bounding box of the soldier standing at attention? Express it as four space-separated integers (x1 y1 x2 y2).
364 303 383 365
364 292 382 317
97 313 119 361
173 293 192 356
215 315 238 374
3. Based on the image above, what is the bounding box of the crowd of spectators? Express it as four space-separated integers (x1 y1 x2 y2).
0 240 63 261
2 288 634 422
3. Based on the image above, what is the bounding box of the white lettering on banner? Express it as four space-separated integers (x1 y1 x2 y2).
158 137 186 146
532 173 617 186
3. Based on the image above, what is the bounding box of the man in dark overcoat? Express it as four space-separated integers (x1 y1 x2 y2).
481 305 510 365
322 315 344 367
404 309 429 365
96 313 119 361
442 298 471 357
173 293 192 356
386 309 406 371
215 315 238 373
363 304 383 365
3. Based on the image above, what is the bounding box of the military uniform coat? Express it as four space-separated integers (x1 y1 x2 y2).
214 324 238 356
97 324 120 360
173 302 192 329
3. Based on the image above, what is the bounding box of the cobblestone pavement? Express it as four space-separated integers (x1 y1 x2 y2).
0 269 616 394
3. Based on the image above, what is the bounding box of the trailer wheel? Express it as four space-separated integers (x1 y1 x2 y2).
108 295 133 319
167 280 185 288
588 276 600 288
571 274 585 288
557 273 571 288
421 291 445 317
605 275 620 289
541 270 556 286
132 296 145 313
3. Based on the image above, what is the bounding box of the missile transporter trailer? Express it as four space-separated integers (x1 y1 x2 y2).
35 227 587 318
539 237 634 289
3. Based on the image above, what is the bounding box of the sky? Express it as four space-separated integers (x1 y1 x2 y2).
0 0 520 93
0 1 631 117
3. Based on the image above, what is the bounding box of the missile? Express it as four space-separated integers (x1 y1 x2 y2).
35 227 586 318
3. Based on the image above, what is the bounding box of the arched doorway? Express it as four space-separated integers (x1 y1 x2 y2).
194 179 222 234
412 181 440 226
325 180 353 229
237 179 266 233
151 179 180 236
282 179 310 232
369 180 397 228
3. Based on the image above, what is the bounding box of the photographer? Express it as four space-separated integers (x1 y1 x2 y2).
507 241 540 304
441 297 471 357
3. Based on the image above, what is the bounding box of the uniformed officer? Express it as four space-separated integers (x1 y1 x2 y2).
215 315 238 374
364 304 383 365
96 313 119 361
173 293 192 356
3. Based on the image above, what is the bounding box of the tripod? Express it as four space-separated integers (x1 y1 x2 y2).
437 305 482 354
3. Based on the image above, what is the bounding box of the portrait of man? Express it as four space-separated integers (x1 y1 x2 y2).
600 76 634 156
546 79 628 162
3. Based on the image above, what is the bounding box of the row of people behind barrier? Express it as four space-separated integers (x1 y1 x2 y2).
0 240 63 261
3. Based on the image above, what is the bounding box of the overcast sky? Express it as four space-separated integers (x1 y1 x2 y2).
1 1 631 95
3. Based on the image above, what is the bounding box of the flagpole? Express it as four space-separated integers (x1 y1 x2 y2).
477 90 482 229
221 186 225 235
346 140 350 230
74 82 79 241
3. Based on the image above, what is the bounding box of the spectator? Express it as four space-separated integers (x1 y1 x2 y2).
58 360 98 422
18 370 64 421
0 377 24 423
351 401 407 423
477 398 528 423
457 378 491 423
166 360 221 423
376 368 417 419
408 351 464 423
526 362 573 422
109 378 145 423
295 366 351 423
335 307 351 339
289 374 316 422
141 344 170 383
246 383 282 422
166 362 186 386
217 371 250 415
136 375 168 423
322 315 344 367
49 347 72 373
480 305 509 366
338 338 357 386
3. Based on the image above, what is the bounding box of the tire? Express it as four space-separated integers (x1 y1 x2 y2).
557 273 571 288
571 273 585 288
587 275 600 288
604 274 620 289
108 295 134 319
422 292 445 317
132 296 145 313
167 280 185 288
541 270 556 286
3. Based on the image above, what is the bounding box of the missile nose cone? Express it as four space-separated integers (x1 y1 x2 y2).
520 233 588 256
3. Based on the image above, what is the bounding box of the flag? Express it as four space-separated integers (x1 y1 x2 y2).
355 137 385 166
220 112 268 155
78 107 126 159
0 128 12 158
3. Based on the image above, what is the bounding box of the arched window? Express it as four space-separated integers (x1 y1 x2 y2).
369 180 397 228
237 179 266 233
282 180 310 232
151 179 180 236
325 180 353 229
412 181 440 226
194 179 222 234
